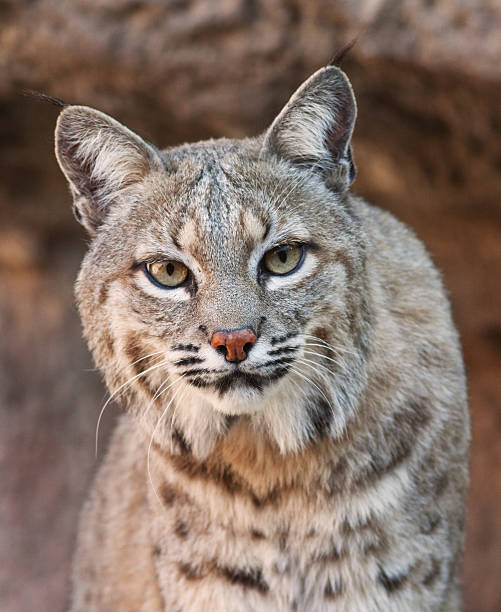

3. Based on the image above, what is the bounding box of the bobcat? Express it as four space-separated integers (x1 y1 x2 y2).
55 64 469 611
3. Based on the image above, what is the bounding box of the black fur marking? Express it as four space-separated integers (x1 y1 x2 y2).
251 529 265 540
215 372 263 395
124 335 159 398
354 401 431 487
225 415 239 429
270 332 298 346
198 324 208 336
97 283 109 306
260 357 295 368
278 529 288 552
169 454 243 497
378 566 409 593
172 428 191 454
73 204 82 221
160 483 178 506
178 562 203 580
250 486 281 509
101 330 115 357
172 344 200 353
423 558 441 587
362 533 389 557
185 368 290 394
168 453 283 509
324 577 343 599
307 398 333 441
174 520 189 539
433 473 449 496
178 560 269 593
181 367 226 377
174 356 205 367
220 566 269 593
313 545 344 563
420 512 442 535
185 377 211 388
267 345 300 356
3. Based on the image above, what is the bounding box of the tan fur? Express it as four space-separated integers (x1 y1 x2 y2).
55 66 469 611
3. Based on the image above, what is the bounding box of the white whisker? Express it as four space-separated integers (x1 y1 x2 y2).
304 342 354 360
129 350 165 367
268 159 326 216
142 374 182 424
289 364 335 416
146 377 187 507
287 371 309 405
302 348 344 369
296 355 336 379
301 334 357 357
268 170 307 215
95 355 167 456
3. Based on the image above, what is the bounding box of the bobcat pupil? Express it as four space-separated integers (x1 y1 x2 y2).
278 249 287 263
166 263 174 276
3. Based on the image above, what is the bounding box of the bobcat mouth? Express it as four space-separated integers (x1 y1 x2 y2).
185 363 293 396
173 338 299 396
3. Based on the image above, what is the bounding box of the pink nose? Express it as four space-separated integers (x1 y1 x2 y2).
210 328 257 363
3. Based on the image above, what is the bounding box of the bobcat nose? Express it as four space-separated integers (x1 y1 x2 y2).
210 328 257 363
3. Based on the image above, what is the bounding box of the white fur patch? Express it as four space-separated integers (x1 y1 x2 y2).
177 218 199 252
265 251 318 291
134 269 191 301
242 209 266 242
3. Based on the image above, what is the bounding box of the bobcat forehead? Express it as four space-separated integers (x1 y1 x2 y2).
56 64 468 611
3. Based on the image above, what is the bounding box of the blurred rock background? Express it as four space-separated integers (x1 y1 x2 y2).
0 1 500 610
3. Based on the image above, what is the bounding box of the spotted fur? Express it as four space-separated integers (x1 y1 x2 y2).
55 65 469 611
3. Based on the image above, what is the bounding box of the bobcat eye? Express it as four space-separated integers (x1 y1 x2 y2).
262 244 304 276
144 261 189 288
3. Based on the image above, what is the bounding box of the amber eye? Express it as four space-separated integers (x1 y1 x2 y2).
145 261 189 288
262 244 304 276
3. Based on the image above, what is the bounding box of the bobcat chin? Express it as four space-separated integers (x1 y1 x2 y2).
55 64 469 611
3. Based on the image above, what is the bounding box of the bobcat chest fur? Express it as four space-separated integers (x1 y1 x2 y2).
54 65 469 611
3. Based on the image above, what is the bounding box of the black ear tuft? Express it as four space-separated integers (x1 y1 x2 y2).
329 38 358 67
23 90 69 108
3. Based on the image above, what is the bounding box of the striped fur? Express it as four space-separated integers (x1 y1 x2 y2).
55 66 469 611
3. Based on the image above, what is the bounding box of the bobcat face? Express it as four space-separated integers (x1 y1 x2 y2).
56 66 369 452
79 150 362 417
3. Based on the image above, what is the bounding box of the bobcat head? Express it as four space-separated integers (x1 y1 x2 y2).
55 66 370 457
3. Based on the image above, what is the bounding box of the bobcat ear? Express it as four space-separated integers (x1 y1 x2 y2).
55 105 164 235
262 66 357 189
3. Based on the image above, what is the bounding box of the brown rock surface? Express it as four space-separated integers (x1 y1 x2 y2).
1 1 500 610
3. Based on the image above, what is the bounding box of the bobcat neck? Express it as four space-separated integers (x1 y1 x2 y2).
151 416 341 504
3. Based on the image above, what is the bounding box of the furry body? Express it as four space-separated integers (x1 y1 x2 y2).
55 67 469 611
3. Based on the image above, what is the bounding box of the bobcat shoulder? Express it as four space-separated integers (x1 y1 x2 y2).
55 65 469 611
